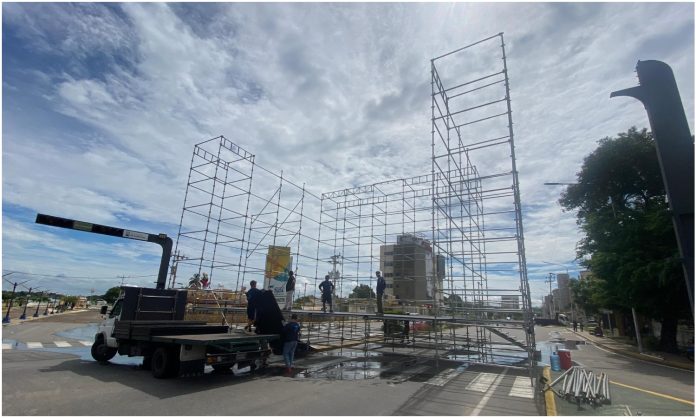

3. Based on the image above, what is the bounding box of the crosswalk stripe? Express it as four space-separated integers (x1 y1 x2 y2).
2 343 12 350
466 372 497 392
54 341 71 348
26 342 43 349
425 368 461 386
79 341 92 346
389 364 430 383
509 376 534 399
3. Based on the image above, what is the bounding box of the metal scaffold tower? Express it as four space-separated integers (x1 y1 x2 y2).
174 33 535 371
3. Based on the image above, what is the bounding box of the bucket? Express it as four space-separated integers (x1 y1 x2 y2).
557 349 572 370
550 352 561 371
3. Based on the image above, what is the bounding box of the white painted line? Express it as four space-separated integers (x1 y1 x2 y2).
471 368 507 416
466 372 497 392
390 365 430 383
79 341 92 346
509 376 534 399
2 343 12 350
54 341 71 348
26 342 43 349
425 368 461 387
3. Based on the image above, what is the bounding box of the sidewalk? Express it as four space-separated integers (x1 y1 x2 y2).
2 309 90 327
569 328 693 371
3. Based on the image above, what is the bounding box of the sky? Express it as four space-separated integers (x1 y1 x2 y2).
2 2 694 306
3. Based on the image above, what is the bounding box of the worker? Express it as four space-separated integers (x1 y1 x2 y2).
283 271 296 311
245 280 261 332
282 314 301 374
319 275 334 313
375 271 386 315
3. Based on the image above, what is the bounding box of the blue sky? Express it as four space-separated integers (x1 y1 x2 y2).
2 3 694 305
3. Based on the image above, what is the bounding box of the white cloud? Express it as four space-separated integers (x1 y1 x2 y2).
3 3 693 303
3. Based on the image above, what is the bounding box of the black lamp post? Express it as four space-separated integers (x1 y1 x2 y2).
33 291 45 317
19 287 35 320
3 281 18 324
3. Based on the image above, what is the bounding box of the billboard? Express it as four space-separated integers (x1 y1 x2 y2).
264 246 293 306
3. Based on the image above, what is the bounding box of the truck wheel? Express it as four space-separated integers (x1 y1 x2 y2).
151 347 177 378
91 340 117 363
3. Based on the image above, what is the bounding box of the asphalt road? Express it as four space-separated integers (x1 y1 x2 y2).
3 312 544 416
535 325 694 416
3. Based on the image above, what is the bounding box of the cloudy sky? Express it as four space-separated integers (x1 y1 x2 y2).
3 2 694 305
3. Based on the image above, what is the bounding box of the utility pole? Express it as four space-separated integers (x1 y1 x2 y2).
545 273 556 319
169 251 187 289
3 278 29 324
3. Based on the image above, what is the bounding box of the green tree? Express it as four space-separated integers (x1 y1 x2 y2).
349 284 375 299
560 127 689 352
102 287 121 304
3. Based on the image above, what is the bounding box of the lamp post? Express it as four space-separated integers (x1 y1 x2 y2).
3 278 29 324
34 291 47 317
19 287 39 320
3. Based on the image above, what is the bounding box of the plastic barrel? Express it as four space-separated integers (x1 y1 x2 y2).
557 349 572 370
550 352 561 371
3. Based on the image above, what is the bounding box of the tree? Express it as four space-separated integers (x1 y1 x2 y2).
102 287 121 304
560 127 689 352
349 284 375 299
188 273 209 290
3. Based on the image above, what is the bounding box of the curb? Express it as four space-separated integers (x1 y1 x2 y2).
1 309 91 327
570 329 693 371
543 366 557 416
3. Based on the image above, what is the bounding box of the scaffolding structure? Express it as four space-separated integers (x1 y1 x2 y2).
172 33 535 370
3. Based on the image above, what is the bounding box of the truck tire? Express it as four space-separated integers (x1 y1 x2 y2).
151 347 178 378
91 340 117 363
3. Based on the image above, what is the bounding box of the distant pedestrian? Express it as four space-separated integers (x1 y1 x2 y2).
282 314 301 373
572 320 578 332
375 271 386 314
245 280 261 332
319 275 334 313
283 271 296 311
401 320 410 344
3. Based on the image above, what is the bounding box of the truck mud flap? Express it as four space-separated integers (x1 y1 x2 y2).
179 359 205 377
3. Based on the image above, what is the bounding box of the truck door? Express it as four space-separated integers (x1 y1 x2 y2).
100 299 123 348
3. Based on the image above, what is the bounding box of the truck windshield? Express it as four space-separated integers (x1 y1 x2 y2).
110 300 123 318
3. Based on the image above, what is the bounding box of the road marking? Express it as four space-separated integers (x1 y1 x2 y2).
543 366 557 416
388 364 430 383
79 341 92 346
26 342 43 349
2 343 12 350
471 368 507 416
54 341 71 347
425 368 461 386
509 376 534 398
466 372 497 392
611 380 694 405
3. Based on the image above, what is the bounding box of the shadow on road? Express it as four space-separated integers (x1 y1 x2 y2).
38 358 289 399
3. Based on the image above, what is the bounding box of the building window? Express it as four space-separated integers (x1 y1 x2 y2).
384 261 393 267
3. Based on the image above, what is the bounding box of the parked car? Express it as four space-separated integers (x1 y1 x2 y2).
585 321 600 336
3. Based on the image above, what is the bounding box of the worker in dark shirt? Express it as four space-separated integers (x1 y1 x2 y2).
376 271 386 314
282 314 301 373
283 271 296 311
319 275 334 313
245 280 262 332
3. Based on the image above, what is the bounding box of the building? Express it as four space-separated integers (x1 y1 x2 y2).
501 295 520 309
556 273 571 312
380 234 445 307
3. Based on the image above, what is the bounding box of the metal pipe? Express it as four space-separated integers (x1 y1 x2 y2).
549 365 574 387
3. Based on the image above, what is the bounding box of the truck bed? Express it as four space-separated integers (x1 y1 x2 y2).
150 332 279 345
113 320 229 340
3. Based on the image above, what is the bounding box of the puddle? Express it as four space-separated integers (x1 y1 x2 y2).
56 324 98 341
299 360 383 380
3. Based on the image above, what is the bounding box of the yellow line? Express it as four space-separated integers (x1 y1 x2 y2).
611 380 694 406
543 366 557 416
